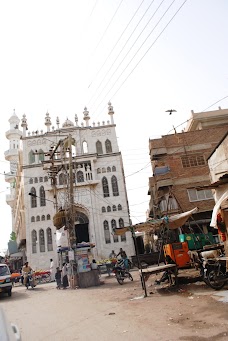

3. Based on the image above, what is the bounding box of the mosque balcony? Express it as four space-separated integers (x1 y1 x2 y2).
4 171 16 183
5 129 22 139
4 148 19 161
6 193 15 207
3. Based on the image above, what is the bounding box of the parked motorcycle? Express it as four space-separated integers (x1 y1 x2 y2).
112 260 133 285
203 258 228 290
194 248 228 290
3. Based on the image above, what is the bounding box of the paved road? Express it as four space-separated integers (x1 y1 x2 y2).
1 271 228 341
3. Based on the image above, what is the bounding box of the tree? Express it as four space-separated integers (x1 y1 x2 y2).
10 231 16 241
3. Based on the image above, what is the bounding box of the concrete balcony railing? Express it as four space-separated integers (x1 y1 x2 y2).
4 148 19 161
4 172 16 183
6 193 15 206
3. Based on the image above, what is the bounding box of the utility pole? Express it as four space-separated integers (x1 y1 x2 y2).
44 134 77 288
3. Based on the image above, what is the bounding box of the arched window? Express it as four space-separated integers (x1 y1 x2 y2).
107 167 111 172
44 176 48 182
102 177 109 197
40 186 46 206
38 149 44 162
82 141 88 154
118 204 122 211
102 167 106 173
39 229 45 252
34 177 38 183
41 215 45 221
39 177 43 182
103 221 111 244
47 227 53 251
31 216 35 223
96 140 103 154
105 139 112 153
29 178 33 184
107 206 111 212
36 215 40 222
77 171 84 183
47 214 51 220
112 205 117 211
119 218 126 242
32 230 37 253
59 173 67 185
30 187 37 208
102 207 106 213
111 175 119 196
29 150 35 164
112 166 116 172
97 168 101 174
111 219 118 243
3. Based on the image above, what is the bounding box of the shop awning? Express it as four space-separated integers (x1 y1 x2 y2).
210 190 228 227
10 251 23 259
114 207 198 235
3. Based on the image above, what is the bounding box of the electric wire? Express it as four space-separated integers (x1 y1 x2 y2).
87 0 146 91
88 0 156 106
88 0 124 60
92 0 187 117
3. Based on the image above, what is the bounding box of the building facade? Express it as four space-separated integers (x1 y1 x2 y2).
5 104 134 270
148 108 228 234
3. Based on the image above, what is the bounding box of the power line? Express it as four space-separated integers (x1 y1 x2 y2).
87 0 146 92
92 0 187 117
87 0 155 105
90 0 167 110
88 0 124 61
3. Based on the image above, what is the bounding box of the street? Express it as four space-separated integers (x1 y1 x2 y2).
1 270 228 341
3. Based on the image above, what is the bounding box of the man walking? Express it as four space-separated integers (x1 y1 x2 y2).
49 258 55 282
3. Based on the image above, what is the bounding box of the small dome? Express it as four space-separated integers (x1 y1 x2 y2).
62 118 74 128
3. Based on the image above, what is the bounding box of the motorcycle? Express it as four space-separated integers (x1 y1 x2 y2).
194 248 228 290
112 260 133 285
25 271 36 289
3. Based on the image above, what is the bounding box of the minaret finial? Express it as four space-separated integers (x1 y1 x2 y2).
108 101 114 124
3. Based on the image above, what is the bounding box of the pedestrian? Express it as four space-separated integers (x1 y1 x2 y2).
55 267 62 289
109 250 117 259
49 258 55 282
62 263 69 289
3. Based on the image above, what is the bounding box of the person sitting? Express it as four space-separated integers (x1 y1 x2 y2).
117 248 129 269
22 262 32 286
91 259 98 270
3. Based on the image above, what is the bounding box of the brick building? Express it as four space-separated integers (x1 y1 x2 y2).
148 108 228 234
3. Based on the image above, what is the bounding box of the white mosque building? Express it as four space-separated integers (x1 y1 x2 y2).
5 103 134 270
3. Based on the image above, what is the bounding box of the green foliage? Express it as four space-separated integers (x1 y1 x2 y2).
10 231 16 241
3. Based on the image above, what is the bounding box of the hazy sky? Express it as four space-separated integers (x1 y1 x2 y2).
0 0 228 250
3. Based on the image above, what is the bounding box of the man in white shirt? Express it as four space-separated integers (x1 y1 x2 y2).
49 259 55 282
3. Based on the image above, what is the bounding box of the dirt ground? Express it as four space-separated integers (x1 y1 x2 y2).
1 268 228 341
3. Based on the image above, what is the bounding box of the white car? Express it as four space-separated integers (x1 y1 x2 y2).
0 264 12 297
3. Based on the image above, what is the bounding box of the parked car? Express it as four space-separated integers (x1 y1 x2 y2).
0 263 12 297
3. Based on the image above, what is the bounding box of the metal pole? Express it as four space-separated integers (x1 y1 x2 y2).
67 134 77 289
131 228 147 297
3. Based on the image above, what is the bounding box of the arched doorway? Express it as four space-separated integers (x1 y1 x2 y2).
74 211 89 243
